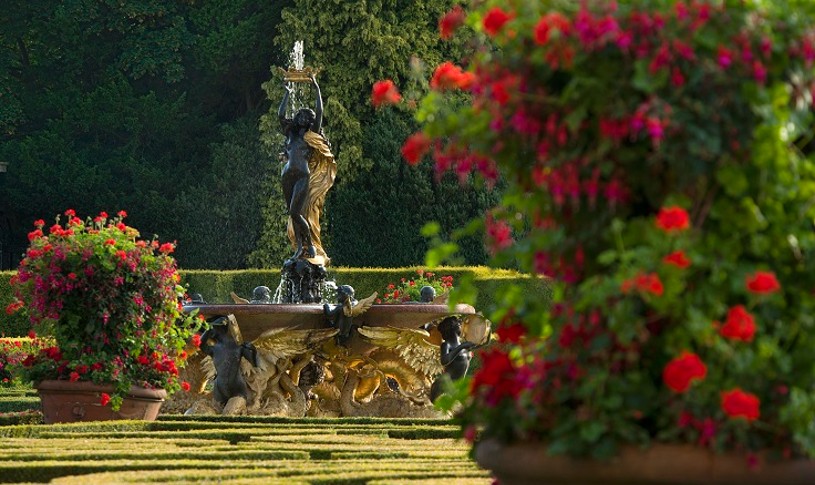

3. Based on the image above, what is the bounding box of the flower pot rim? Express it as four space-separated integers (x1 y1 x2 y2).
35 379 167 400
475 438 815 485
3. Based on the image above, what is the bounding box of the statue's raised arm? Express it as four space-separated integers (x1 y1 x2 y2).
311 75 323 133
278 84 292 132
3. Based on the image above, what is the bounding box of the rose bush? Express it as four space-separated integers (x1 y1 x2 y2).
7 210 202 410
382 0 815 460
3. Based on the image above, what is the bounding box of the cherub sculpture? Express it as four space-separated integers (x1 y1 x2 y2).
429 316 477 402
190 315 338 416
198 316 258 412
323 285 377 346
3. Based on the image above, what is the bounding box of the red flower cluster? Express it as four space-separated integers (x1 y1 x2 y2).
100 392 111 406
718 305 756 342
656 206 690 232
496 322 526 344
439 5 465 40
371 79 401 108
470 348 520 405
663 352 707 393
401 132 431 165
430 62 475 91
721 388 760 421
663 250 691 269
482 7 512 37
534 12 571 45
621 272 664 297
745 271 780 295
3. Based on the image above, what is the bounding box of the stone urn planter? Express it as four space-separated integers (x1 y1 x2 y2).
474 439 815 485
36 380 166 423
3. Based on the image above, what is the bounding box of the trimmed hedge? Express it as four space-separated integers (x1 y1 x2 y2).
182 266 548 309
0 413 489 484
0 267 550 336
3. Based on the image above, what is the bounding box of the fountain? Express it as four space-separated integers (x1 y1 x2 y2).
177 44 490 418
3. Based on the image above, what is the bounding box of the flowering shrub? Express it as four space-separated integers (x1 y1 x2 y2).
7 210 202 410
0 338 42 385
388 0 815 460
380 269 454 303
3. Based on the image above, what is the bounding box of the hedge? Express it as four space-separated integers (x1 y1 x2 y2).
0 414 488 484
0 267 549 337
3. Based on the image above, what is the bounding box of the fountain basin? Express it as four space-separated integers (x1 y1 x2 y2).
184 303 479 342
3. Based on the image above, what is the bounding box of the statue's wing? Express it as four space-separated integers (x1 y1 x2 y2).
432 290 450 304
357 326 443 378
200 355 216 382
348 291 378 317
230 292 249 304
252 327 338 363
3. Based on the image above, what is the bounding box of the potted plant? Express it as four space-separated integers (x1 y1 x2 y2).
380 269 454 303
7 210 201 422
378 0 815 482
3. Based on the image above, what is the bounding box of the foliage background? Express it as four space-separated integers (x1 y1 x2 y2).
1 0 497 270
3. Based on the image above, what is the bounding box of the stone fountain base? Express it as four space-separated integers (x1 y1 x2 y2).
173 303 488 418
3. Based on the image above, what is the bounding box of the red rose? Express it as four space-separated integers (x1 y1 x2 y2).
439 5 465 40
482 7 512 37
721 388 760 421
181 381 191 392
371 79 401 108
401 132 431 165
656 206 690 232
745 271 780 295
663 250 691 269
662 352 707 393
100 392 111 406
719 305 756 342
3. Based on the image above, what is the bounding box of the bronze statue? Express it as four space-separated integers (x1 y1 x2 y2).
278 75 336 266
430 316 476 402
324 285 377 346
420 286 436 303
199 316 258 407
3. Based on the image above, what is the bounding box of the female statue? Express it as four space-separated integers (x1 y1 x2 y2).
278 76 336 264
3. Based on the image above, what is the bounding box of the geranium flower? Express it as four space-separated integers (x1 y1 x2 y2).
371 79 401 108
100 393 111 406
718 305 756 342
745 271 780 294
401 132 431 165
430 62 474 91
439 5 465 40
721 388 760 421
482 7 512 37
655 206 690 232
663 352 707 393
663 250 691 268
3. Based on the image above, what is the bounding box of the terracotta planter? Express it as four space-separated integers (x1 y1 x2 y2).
475 438 815 485
36 380 166 423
